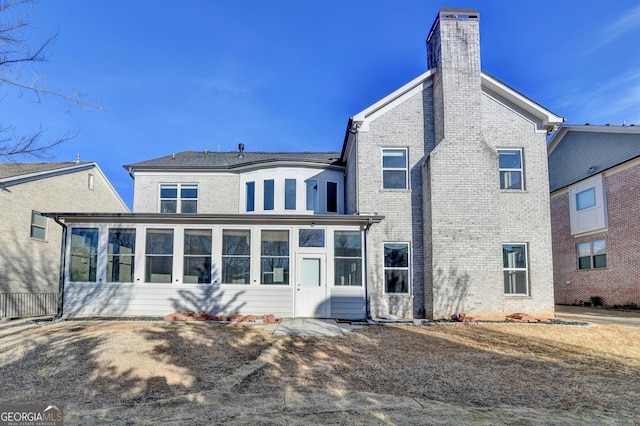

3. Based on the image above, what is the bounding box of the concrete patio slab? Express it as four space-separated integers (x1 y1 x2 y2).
271 318 343 337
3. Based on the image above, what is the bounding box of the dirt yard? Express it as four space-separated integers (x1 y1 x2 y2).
0 318 638 425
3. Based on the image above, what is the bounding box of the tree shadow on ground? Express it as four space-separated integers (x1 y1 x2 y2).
2 320 639 422
0 320 275 412
237 323 640 415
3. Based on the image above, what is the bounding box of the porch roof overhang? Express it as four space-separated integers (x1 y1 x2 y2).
44 212 385 227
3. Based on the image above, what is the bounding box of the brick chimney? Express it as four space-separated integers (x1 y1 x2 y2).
427 8 481 145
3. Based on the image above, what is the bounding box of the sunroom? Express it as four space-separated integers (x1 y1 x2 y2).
48 213 383 319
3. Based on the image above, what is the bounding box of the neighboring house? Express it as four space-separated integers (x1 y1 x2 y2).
0 161 129 317
53 8 563 320
548 124 640 307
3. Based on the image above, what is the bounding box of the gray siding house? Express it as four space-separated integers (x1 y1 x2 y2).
53 8 562 320
549 124 640 308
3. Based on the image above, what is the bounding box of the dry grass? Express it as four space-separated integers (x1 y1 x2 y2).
242 323 640 413
0 319 639 420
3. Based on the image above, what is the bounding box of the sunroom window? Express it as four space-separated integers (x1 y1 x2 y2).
108 229 135 282
261 230 289 284
334 231 362 286
70 228 99 282
222 230 251 284
183 229 212 283
145 229 174 283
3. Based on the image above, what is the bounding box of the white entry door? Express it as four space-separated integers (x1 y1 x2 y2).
295 254 328 317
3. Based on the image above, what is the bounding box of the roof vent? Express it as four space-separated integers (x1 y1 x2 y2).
74 154 81 164
204 147 209 154
238 143 245 159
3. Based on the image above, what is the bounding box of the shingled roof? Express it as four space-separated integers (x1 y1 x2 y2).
124 150 343 171
0 162 92 182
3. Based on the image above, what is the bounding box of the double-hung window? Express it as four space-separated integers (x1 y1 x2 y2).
183 229 212 283
577 240 606 269
334 231 362 286
145 229 174 283
160 184 198 213
108 229 136 282
30 211 47 241
70 228 99 282
222 230 251 284
384 243 409 293
498 149 523 190
261 230 289 284
382 149 408 189
503 243 528 295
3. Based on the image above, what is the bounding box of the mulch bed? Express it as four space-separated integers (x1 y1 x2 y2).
164 311 281 324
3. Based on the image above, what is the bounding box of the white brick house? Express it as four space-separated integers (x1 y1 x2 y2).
54 8 562 320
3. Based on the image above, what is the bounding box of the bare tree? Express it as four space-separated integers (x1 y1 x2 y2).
0 0 102 160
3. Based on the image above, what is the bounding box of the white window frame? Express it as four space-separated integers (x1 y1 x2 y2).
383 242 411 294
159 184 198 214
107 228 136 283
381 148 409 190
498 148 524 190
503 243 529 296
568 176 607 235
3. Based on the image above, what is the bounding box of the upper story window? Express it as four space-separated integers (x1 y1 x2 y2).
498 149 523 190
577 240 606 270
240 168 344 214
246 182 255 212
30 211 47 241
306 179 318 211
160 184 198 213
503 243 528 295
382 149 408 189
569 176 607 235
285 179 296 210
327 181 338 213
264 179 275 211
576 188 595 210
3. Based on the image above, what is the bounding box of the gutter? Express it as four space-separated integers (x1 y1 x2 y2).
52 214 67 320
363 218 373 320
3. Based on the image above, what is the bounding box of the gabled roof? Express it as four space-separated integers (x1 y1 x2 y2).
547 124 640 192
346 70 564 134
124 150 343 172
0 162 94 186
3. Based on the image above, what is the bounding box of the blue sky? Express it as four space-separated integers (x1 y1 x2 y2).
3 0 640 208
